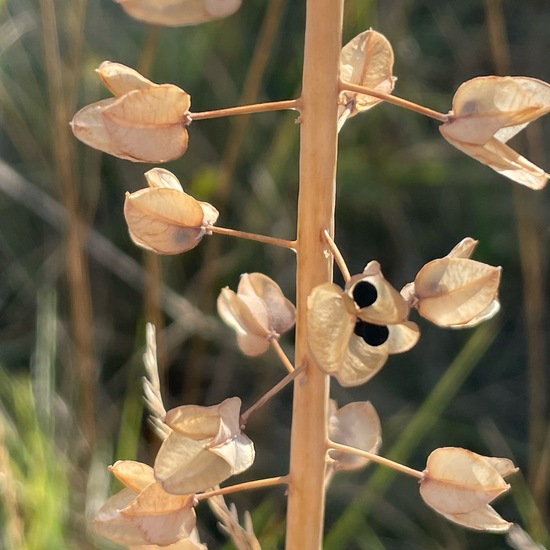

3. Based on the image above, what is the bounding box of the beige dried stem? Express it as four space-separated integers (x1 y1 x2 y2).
284 0 344 547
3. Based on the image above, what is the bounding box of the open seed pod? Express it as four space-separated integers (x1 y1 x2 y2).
308 262 419 387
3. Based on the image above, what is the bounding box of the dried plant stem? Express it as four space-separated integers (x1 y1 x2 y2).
270 339 295 373
327 440 423 479
241 365 304 425
515 140 549 528
190 99 300 121
139 27 167 384
323 229 351 282
339 80 449 123
196 476 289 501
484 0 548 525
144 252 166 377
286 1 343 548
208 225 297 250
40 0 97 449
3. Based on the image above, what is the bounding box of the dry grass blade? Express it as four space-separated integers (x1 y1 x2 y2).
207 494 261 550
0 418 25 549
143 323 171 440
506 524 547 550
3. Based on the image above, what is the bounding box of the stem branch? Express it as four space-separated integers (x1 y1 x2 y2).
271 338 296 373
327 440 423 479
323 229 351 283
190 99 300 121
196 476 289 500
208 225 297 250
339 80 449 123
241 364 304 425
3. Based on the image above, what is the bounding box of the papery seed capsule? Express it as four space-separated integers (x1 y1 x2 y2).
352 281 378 308
354 320 389 346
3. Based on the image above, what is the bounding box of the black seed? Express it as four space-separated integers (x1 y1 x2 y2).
352 281 378 308
354 320 389 347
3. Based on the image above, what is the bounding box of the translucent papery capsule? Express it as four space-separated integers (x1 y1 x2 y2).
440 76 550 189
217 273 296 356
401 239 501 328
71 62 191 163
338 29 396 128
116 0 242 27
328 400 382 472
346 260 410 325
124 169 218 255
412 257 501 327
420 447 518 532
93 461 197 547
154 397 255 494
307 282 419 387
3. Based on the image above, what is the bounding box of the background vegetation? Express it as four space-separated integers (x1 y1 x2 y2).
0 0 548 548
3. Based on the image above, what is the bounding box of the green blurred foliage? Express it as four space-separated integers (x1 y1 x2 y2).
0 0 549 548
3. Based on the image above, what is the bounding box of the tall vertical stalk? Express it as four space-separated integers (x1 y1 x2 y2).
285 1 344 547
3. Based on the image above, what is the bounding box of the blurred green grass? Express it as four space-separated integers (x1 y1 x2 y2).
0 0 549 548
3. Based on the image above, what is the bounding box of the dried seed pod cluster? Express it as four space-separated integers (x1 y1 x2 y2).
154 398 255 494
307 261 419 387
306 239 500 386
69 9 540 546
327 400 382 473
94 397 254 547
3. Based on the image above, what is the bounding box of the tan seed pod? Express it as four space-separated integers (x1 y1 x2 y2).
420 447 517 532
440 76 550 189
116 0 242 27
